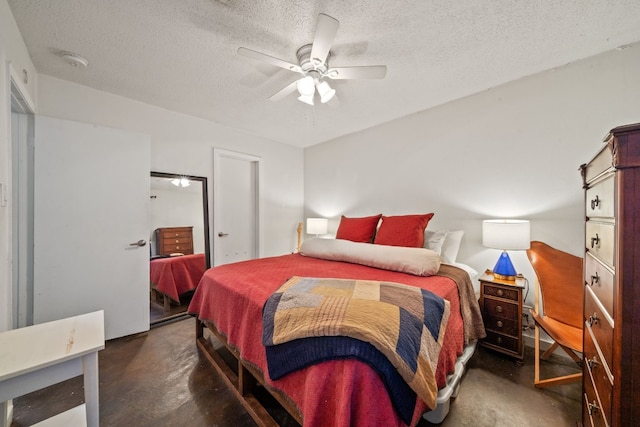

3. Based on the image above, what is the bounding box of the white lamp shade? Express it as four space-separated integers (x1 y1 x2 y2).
297 76 315 96
317 81 336 103
482 219 530 250
307 218 328 235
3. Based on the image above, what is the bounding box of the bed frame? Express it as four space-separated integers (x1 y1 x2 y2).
195 316 477 426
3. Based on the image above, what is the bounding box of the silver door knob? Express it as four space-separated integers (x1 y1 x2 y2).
129 239 147 247
218 232 229 237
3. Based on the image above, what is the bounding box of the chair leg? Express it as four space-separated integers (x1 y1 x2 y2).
533 324 582 388
541 342 559 359
534 324 541 385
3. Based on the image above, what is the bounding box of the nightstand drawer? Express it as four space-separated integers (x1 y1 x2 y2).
482 284 519 301
483 330 519 353
483 298 518 320
483 313 518 336
585 288 613 372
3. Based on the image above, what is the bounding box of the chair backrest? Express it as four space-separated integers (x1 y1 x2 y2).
526 241 583 329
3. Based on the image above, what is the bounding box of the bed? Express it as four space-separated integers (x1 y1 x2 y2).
150 253 206 310
188 236 485 427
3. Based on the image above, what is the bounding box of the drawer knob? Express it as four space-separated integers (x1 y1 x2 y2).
590 195 600 210
495 305 503 313
589 272 600 286
590 233 600 249
587 356 600 370
496 320 503 328
587 312 599 327
587 401 600 415
496 337 502 344
496 289 504 297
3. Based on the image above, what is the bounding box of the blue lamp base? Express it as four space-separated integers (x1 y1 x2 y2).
492 251 517 281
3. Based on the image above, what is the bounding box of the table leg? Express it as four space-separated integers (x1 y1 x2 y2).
83 352 99 427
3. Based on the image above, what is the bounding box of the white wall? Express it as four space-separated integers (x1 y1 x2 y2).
1 0 38 333
304 44 640 310
36 75 305 258
150 188 205 255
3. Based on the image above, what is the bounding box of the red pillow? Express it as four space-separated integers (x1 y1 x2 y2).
335 214 382 243
373 214 435 248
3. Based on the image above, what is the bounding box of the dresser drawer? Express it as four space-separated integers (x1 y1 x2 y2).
585 288 613 373
483 330 519 353
584 252 614 319
585 221 615 268
482 284 519 302
586 174 614 218
584 145 613 183
583 385 608 427
584 326 612 425
162 230 191 238
162 236 192 245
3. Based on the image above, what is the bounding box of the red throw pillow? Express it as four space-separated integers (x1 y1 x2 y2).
335 214 382 243
373 214 435 248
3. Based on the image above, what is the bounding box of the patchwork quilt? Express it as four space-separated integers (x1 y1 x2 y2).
262 276 451 422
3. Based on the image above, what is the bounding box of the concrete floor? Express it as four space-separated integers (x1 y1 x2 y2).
10 316 581 427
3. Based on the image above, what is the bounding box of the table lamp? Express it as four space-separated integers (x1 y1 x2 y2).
306 218 328 237
482 219 530 281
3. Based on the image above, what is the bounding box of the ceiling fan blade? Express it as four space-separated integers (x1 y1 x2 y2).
269 80 300 101
310 14 339 65
238 47 302 73
326 65 387 80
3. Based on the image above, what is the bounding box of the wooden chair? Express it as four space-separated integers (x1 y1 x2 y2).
526 241 583 388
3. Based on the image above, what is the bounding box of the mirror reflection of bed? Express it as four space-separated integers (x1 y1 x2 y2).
149 172 210 325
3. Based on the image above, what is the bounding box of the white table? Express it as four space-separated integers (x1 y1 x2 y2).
0 311 105 427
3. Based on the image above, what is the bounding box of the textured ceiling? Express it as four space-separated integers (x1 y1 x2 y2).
8 0 640 147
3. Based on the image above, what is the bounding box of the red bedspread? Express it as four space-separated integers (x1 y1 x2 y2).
150 253 206 302
188 253 477 427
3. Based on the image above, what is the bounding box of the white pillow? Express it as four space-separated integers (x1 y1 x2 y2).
300 238 441 276
424 230 448 254
441 230 464 263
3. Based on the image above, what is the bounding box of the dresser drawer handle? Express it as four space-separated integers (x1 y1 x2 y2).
587 356 600 371
587 401 600 416
495 305 503 313
590 195 600 210
589 272 599 286
590 233 600 249
496 320 503 328
496 289 504 297
587 312 599 327
496 337 502 344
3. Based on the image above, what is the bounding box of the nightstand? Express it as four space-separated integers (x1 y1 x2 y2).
479 273 525 360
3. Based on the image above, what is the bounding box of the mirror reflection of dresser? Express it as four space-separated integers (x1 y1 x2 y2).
155 226 194 255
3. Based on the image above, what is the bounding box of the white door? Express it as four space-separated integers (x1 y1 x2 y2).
33 116 150 340
213 149 261 266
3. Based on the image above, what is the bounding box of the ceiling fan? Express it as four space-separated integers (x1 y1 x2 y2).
238 13 387 106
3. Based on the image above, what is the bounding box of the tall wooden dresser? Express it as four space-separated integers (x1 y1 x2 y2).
155 226 194 255
580 123 640 427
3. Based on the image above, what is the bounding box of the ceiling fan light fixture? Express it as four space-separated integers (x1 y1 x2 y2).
171 177 190 187
296 76 315 97
317 81 336 103
298 93 314 106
